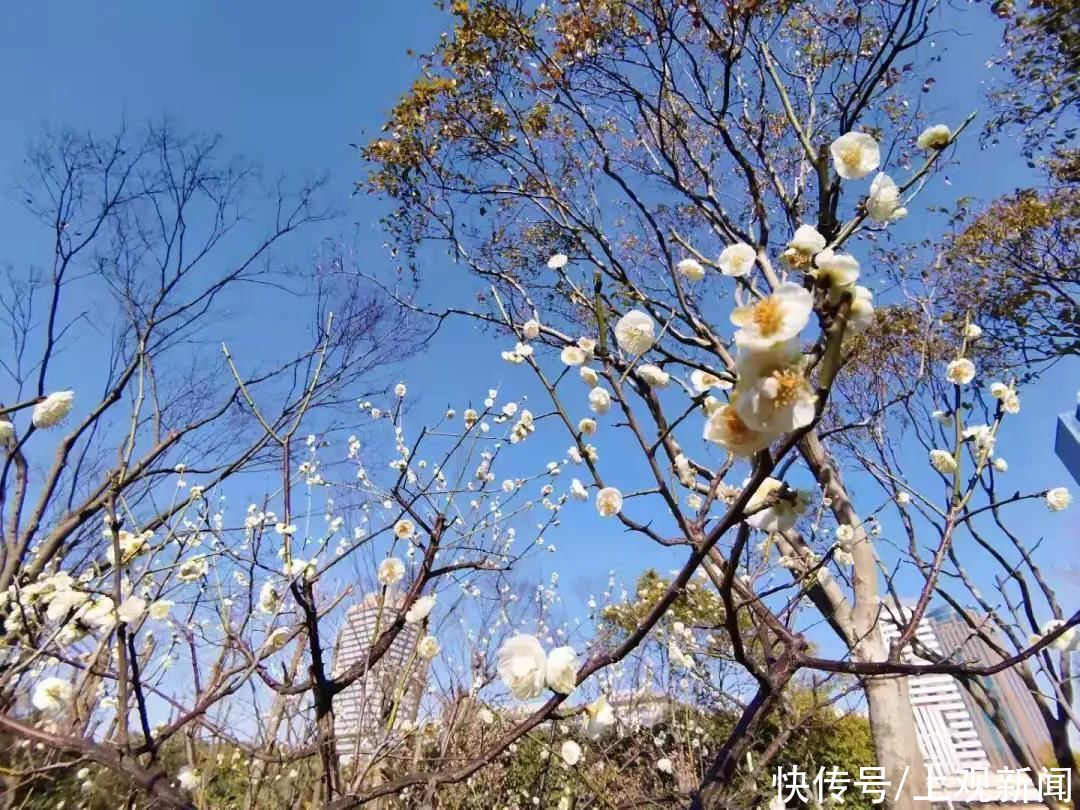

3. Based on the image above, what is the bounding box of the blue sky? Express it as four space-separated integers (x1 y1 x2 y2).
1 1 1076 651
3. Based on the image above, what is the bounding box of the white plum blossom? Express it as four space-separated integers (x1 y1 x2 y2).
917 124 952 150
545 646 578 694
116 596 146 624
656 757 674 775
393 519 415 540
578 417 597 435
595 487 623 517
730 283 814 353
964 323 983 339
177 766 201 792
258 580 281 615
394 382 407 397
830 132 880 179
32 677 73 715
560 739 582 766
497 635 547 699
812 249 860 289
405 594 436 624
866 173 907 222
32 390 75 429
745 478 810 532
522 318 541 340
547 253 568 269
561 346 587 366
848 286 875 332
637 364 670 387
377 557 406 586
946 358 976 386
614 310 656 356
570 479 588 501
266 627 290 649
584 694 616 739
1046 487 1071 512
718 242 756 277
787 224 826 255
0 420 13 443
703 404 777 457
691 369 732 393
149 600 172 621
588 387 612 415
929 450 959 474
417 635 440 659
734 341 816 433
676 257 705 281
579 366 599 387
993 458 1009 473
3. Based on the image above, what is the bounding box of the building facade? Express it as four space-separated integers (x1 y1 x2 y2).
880 602 1051 805
332 593 428 760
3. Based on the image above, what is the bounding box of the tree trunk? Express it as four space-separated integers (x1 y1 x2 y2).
863 671 929 810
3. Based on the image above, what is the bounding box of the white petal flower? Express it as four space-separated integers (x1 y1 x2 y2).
545 646 579 694
561 346 587 366
1038 620 1078 652
866 173 906 223
377 557 405 586
32 391 75 429
730 283 814 352
588 387 612 414
405 594 437 624
676 257 705 281
703 404 778 457
788 225 826 255
691 369 732 393
32 677 73 715
46 589 89 622
258 580 281 615
993 458 1008 473
830 132 880 179
848 286 875 333
497 635 547 699
896 491 911 505
964 323 982 339
522 318 541 340
812 249 860 289
560 739 582 766
0 420 14 443
149 600 173 621
394 382 407 398
579 366 599 387
393 519 415 540
637 365 670 387
656 757 674 775
945 358 976 386
1046 487 1071 512
929 449 958 474
570 479 589 501
745 478 810 532
734 341 816 433
547 253 569 269
116 596 146 624
266 627 290 649
917 124 952 150
177 766 201 793
595 487 623 517
578 417 597 435
614 310 656 356
584 694 616 740
718 243 756 277
417 635 440 659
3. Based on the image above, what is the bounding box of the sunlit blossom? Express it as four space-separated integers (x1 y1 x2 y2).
588 387 612 415
866 173 907 222
929 449 958 474
394 519 415 540
584 694 616 739
830 132 880 179
1046 487 1071 512
734 341 816 433
691 369 732 393
32 677 73 715
545 646 578 694
418 635 440 659
32 390 75 429
614 310 656 356
637 364 670 387
405 594 436 624
378 557 406 586
787 224 826 255
745 477 811 532
917 124 951 150
547 253 568 269
676 257 705 281
703 404 777 457
561 346 587 366
718 242 756 277
730 283 813 353
497 635 547 699
945 358 976 386
596 487 623 517
560 739 582 766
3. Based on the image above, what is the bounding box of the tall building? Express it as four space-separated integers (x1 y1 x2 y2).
880 602 1051 805
332 593 428 760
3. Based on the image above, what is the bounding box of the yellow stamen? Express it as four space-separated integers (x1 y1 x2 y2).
752 297 784 337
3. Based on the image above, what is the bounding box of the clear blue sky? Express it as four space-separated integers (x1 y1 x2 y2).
1 1 1075 643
